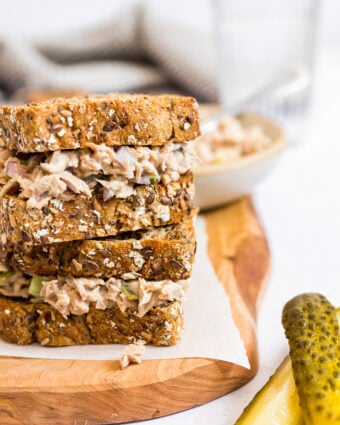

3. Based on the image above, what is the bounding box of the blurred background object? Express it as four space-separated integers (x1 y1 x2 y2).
213 0 320 142
0 0 339 136
193 110 287 209
0 0 217 103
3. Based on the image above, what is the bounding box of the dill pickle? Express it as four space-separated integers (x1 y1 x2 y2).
235 356 304 425
121 282 139 301
235 303 340 425
0 270 14 285
282 293 340 424
28 275 53 297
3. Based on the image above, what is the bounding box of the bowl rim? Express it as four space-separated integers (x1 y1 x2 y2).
194 112 287 177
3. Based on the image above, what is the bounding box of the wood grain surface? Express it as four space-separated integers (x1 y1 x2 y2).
0 198 270 425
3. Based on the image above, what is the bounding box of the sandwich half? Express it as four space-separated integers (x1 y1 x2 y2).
0 93 199 347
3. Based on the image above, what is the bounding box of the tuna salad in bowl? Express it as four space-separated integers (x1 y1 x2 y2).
191 111 287 210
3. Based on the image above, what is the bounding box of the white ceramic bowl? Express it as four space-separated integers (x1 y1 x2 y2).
194 112 287 210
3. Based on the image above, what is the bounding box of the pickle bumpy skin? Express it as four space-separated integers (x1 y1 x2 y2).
282 293 340 425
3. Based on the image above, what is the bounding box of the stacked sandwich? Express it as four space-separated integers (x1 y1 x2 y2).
0 94 199 347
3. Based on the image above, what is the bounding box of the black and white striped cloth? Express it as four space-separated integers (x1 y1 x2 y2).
0 1 218 101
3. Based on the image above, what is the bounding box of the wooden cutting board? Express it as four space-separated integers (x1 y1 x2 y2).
0 197 270 425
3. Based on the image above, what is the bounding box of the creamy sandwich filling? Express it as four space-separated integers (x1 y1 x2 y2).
0 142 194 208
40 275 189 318
191 115 271 168
0 265 189 318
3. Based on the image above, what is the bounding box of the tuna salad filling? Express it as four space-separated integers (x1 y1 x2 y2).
0 142 194 208
0 264 189 318
191 115 271 168
40 275 189 318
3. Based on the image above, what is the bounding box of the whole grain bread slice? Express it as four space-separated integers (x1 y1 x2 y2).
3 218 196 280
0 173 195 247
0 93 200 153
0 295 183 346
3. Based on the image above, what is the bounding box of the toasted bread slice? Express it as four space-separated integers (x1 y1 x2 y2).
0 173 195 247
0 94 200 153
3 218 196 280
0 295 183 346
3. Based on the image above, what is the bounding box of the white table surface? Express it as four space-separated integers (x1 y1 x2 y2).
137 48 340 425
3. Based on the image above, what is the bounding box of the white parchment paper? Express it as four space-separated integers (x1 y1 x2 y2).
0 216 250 369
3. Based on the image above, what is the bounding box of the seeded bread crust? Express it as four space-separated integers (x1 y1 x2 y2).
2 218 196 280
0 295 183 346
0 94 200 153
0 173 195 247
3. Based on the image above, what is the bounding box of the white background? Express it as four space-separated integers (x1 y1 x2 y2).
0 1 340 424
